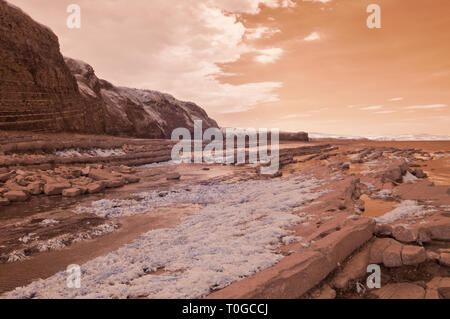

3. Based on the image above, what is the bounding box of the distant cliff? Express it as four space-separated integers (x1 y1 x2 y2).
0 1 218 138
65 57 218 138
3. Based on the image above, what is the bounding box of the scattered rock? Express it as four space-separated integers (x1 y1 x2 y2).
383 167 402 183
392 225 418 243
420 218 450 241
166 173 181 180
373 283 425 299
0 172 12 183
87 183 104 194
26 182 43 195
426 277 450 299
382 241 403 267
331 246 370 289
62 188 82 197
439 253 450 267
0 197 10 206
104 179 125 188
122 174 140 184
118 165 133 174
401 245 426 265
81 167 91 176
412 169 427 179
311 284 336 299
313 218 375 267
426 250 440 262
89 169 113 181
369 238 395 264
3 190 29 202
374 224 393 236
44 182 71 196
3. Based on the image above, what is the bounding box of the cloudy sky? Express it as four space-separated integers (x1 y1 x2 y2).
10 0 450 135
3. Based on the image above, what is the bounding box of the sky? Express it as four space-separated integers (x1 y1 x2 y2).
9 0 450 136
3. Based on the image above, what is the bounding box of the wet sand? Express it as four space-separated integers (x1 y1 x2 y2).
360 195 396 218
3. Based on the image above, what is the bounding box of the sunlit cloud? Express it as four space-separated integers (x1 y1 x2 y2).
375 110 397 114
404 104 447 110
308 108 329 113
360 105 384 111
246 26 281 40
254 48 284 64
304 32 321 41
302 0 332 3
281 113 313 119
388 97 404 102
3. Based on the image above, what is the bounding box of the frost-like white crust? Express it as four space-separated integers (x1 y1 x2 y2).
375 200 436 224
4 175 326 299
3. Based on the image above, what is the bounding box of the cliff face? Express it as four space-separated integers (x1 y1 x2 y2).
0 1 105 133
0 1 218 138
65 58 218 138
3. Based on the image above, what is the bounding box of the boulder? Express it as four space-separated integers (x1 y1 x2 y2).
87 183 104 194
81 167 91 176
44 182 71 196
15 176 30 187
118 165 134 174
167 173 181 181
420 218 450 241
311 284 336 299
208 251 334 299
374 224 393 236
369 238 396 264
439 253 450 267
313 218 375 267
382 241 403 267
122 174 140 184
0 172 12 183
4 190 29 202
392 225 418 243
104 179 125 188
0 197 10 206
383 167 402 183
401 245 426 265
382 160 408 183
62 188 82 197
426 277 450 299
88 169 112 181
412 169 427 179
331 246 370 289
373 283 425 299
426 250 440 262
26 182 43 195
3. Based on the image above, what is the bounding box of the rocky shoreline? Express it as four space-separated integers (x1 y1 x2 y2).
0 135 448 299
